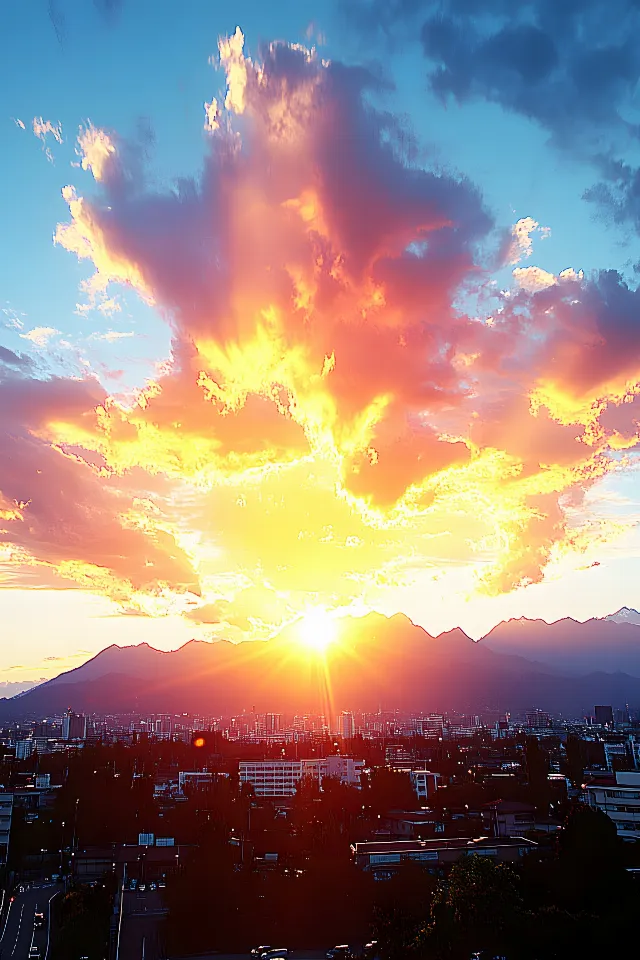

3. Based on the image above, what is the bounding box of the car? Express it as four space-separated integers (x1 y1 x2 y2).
327 947 352 959
261 950 288 960
149 882 157 891
138 883 146 892
29 948 41 959
158 881 166 889
251 947 272 957
34 912 45 928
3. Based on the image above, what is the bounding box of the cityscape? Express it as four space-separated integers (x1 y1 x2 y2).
0 696 639 957
4 0 640 958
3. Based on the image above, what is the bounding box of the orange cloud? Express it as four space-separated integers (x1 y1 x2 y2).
3 33 640 631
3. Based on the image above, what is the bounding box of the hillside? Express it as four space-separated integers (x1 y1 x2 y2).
2 612 640 719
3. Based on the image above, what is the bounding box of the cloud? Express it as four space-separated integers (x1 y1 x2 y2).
5 29 640 629
92 330 134 342
19 327 60 347
348 0 640 234
0 346 31 368
0 368 199 600
33 117 63 145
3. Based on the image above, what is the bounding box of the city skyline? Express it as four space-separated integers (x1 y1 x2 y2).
4 2 640 683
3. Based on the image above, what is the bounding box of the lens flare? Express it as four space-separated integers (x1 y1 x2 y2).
296 607 338 653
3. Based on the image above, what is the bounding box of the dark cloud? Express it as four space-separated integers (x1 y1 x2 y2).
347 0 640 233
0 346 31 368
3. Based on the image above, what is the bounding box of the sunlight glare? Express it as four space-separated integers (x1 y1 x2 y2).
297 607 338 653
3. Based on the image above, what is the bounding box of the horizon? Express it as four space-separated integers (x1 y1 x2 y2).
8 604 640 703
3 2 640 685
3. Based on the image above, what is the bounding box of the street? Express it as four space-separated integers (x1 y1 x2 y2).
117 888 167 960
0 883 61 960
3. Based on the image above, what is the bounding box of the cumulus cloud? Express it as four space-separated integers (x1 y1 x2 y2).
19 327 60 347
4 29 640 631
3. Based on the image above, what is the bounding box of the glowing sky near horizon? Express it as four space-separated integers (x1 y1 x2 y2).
3 0 640 683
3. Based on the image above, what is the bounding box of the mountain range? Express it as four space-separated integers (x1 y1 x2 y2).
3 608 640 720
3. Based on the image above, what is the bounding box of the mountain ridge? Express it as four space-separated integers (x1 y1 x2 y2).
3 610 640 719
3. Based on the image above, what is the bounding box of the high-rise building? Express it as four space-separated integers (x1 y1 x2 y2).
338 711 355 739
416 715 445 737
595 705 614 728
15 740 34 760
525 710 550 730
62 709 87 740
265 713 281 735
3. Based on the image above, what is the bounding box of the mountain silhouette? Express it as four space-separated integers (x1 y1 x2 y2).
2 612 640 719
482 615 640 677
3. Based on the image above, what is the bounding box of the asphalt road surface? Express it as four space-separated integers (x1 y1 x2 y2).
0 883 61 960
117 887 167 960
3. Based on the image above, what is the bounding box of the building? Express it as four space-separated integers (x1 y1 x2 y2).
525 710 550 730
603 739 637 771
482 800 536 838
0 793 13 864
416 715 444 737
338 712 355 739
239 757 364 797
62 710 87 740
351 836 538 878
410 770 440 802
381 811 444 839
587 771 640 840
15 739 34 760
595 705 614 728
178 771 214 793
265 713 281 735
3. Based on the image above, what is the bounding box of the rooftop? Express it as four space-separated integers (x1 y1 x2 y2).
351 836 538 856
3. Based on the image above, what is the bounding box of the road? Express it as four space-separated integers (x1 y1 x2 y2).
0 883 61 960
117 888 167 960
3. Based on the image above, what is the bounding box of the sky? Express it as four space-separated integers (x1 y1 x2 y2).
3 0 640 684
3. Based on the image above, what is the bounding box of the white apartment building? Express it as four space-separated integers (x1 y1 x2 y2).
239 757 365 797
587 771 640 840
0 793 13 864
410 770 440 801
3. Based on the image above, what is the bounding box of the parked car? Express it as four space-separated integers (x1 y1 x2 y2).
251 947 272 957
138 883 146 892
261 950 289 959
327 947 352 959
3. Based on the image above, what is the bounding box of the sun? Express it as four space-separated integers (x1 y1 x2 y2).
296 607 338 654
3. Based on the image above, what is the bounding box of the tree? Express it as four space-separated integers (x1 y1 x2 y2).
426 855 523 959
